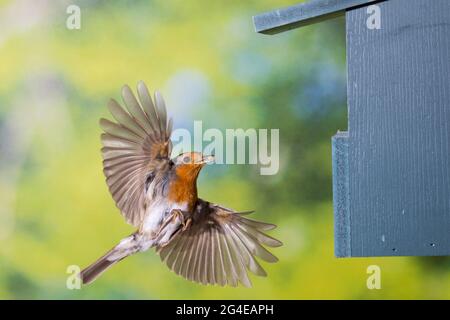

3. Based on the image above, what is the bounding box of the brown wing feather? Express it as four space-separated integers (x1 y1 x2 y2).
100 81 172 227
156 199 282 287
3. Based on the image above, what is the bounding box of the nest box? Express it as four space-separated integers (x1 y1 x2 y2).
253 0 450 257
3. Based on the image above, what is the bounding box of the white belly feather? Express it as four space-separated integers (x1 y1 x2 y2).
137 199 188 249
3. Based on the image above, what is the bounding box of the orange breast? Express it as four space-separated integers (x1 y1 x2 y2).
168 165 201 210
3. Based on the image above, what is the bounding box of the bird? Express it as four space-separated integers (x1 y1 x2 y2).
80 81 282 287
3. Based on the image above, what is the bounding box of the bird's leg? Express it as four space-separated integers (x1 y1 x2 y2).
172 210 192 231
157 209 186 235
156 210 191 247
171 209 185 225
182 217 192 231
167 209 194 230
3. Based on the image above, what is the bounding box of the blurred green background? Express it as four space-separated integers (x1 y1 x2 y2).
0 0 449 299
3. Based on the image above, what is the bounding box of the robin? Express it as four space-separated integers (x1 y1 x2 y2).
80 81 282 287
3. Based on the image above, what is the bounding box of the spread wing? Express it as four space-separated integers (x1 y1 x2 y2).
156 200 282 287
100 81 173 227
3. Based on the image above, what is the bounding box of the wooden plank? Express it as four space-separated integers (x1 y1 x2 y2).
253 0 386 35
343 0 450 257
332 131 351 257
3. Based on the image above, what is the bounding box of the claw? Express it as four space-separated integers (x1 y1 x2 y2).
153 210 191 244
182 218 192 231
172 209 184 225
156 209 184 237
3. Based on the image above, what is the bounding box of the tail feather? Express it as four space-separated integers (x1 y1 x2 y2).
80 234 137 285
80 249 122 285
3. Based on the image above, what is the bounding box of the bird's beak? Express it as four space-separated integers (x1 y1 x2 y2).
199 154 215 165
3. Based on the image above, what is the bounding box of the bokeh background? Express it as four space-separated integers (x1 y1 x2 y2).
0 0 449 299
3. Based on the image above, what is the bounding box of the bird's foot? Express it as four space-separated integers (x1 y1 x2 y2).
157 209 186 236
154 210 191 246
171 209 184 225
172 210 192 231
158 218 191 247
181 217 192 231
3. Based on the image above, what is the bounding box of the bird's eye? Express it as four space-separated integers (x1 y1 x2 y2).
183 156 191 163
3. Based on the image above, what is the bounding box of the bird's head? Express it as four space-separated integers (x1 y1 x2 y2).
172 152 214 180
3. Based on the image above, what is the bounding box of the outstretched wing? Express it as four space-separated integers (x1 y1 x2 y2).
100 81 173 227
156 200 282 287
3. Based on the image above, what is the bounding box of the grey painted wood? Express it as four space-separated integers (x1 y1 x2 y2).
252 0 450 257
344 0 450 256
253 0 384 35
332 131 351 257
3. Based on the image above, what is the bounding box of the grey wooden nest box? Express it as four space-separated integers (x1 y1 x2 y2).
253 0 450 257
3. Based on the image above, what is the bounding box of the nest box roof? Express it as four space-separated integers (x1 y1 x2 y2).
253 0 386 34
